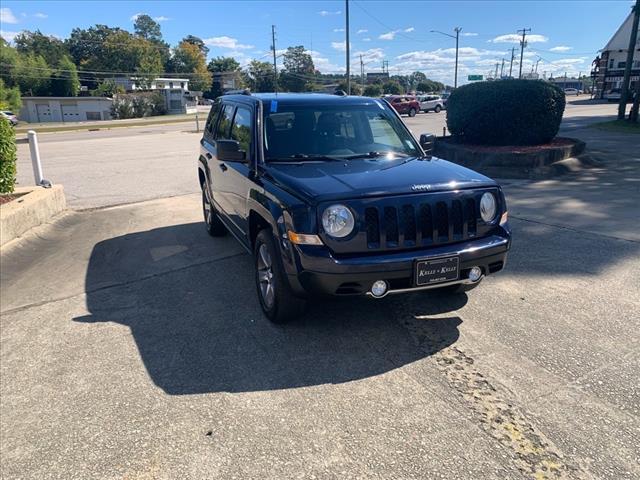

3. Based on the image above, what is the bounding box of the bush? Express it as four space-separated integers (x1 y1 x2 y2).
111 92 167 119
363 84 382 97
446 80 566 145
0 117 17 194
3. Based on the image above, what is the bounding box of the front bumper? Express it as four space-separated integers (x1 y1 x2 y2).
283 232 511 297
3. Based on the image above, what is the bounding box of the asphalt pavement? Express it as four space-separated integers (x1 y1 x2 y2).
2 97 638 479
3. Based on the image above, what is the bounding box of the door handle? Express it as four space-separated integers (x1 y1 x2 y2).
219 163 228 172
205 152 212 159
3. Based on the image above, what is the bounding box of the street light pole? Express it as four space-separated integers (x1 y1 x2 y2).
345 0 351 94
618 0 640 120
431 27 462 88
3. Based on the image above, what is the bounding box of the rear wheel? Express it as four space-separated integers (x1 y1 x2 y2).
434 105 442 113
254 230 306 323
202 188 227 237
408 108 417 117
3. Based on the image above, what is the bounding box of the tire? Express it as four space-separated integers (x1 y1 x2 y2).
408 108 417 117
434 105 442 113
254 229 306 323
202 188 227 237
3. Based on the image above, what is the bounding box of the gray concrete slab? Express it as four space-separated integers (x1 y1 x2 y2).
1 190 638 479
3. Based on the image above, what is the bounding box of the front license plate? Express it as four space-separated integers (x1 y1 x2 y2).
415 256 460 286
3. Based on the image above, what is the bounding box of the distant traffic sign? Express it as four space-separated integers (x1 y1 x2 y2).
468 75 483 81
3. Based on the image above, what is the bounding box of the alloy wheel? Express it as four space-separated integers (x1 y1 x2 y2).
257 243 275 308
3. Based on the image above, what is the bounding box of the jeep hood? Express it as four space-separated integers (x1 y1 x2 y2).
264 157 497 203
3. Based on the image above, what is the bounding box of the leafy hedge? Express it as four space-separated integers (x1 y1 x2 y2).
0 117 17 194
446 80 566 145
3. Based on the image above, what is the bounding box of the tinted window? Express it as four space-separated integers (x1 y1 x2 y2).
215 104 234 139
263 102 420 160
205 101 222 135
230 107 252 155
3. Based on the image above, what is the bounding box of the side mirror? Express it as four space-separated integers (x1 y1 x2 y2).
419 133 436 154
217 139 247 162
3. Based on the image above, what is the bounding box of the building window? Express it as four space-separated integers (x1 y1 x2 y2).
86 112 101 121
181 82 185 89
170 99 182 110
634 60 640 68
169 82 174 88
156 82 165 89
609 59 614 69
618 61 626 69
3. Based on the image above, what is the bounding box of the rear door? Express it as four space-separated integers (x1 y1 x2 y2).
225 105 254 236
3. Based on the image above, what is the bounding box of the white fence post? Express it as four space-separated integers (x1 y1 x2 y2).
27 130 51 188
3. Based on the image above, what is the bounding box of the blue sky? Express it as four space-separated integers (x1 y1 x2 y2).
0 1 634 84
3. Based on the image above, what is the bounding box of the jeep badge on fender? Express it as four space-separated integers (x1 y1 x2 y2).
197 92 511 323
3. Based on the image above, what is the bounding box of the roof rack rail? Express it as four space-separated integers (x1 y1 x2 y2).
223 88 251 96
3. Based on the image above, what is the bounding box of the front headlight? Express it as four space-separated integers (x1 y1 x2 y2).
322 204 355 238
480 192 497 222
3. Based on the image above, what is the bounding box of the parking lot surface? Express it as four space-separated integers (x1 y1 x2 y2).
3 98 638 479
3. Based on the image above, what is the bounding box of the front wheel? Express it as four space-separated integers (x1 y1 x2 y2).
254 230 306 323
408 108 417 117
202 188 227 237
434 105 442 113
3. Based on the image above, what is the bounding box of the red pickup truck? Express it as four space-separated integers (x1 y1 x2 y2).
387 95 420 117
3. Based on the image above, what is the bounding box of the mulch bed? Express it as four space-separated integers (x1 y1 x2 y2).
0 192 27 206
440 137 575 154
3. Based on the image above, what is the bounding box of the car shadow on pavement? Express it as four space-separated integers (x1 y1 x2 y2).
73 223 466 395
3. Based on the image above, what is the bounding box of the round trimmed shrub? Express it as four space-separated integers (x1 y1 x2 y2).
446 80 566 145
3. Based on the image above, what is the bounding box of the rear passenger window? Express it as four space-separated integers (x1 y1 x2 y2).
205 101 222 136
231 107 252 155
215 104 234 140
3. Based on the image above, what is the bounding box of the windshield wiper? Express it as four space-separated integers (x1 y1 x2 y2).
289 154 345 162
342 151 411 160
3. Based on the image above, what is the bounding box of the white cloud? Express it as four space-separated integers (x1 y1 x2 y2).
34 12 48 19
306 49 344 73
357 29 368 34
550 57 587 65
1 8 18 24
404 27 415 33
489 33 548 44
379 31 397 40
331 41 348 52
154 16 170 22
550 45 572 52
204 36 254 50
362 37 371 42
354 48 385 62
130 12 143 21
462 32 478 37
333 28 345 32
0 29 20 42
318 10 341 16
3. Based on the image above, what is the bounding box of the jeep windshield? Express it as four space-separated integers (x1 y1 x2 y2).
263 102 421 162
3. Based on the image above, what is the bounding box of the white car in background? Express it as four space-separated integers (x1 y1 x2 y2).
564 88 579 96
1 111 19 126
417 95 445 113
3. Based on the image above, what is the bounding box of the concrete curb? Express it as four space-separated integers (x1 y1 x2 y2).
0 185 66 247
434 137 587 179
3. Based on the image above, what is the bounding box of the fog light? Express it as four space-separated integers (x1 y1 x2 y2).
371 280 388 297
468 267 482 282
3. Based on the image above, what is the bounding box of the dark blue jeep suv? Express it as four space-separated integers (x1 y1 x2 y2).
198 93 511 323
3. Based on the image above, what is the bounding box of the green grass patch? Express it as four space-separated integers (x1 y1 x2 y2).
592 119 640 134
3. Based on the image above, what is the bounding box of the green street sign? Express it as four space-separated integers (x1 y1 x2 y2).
468 75 483 81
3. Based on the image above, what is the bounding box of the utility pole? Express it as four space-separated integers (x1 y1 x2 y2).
360 54 365 91
517 28 531 79
345 0 351 94
382 60 389 74
618 0 640 120
535 57 541 74
495 62 499 79
271 25 278 93
500 58 505 78
509 47 516 78
454 27 461 88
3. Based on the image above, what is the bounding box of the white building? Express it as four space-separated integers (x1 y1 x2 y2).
112 77 190 92
20 97 114 123
592 11 640 97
